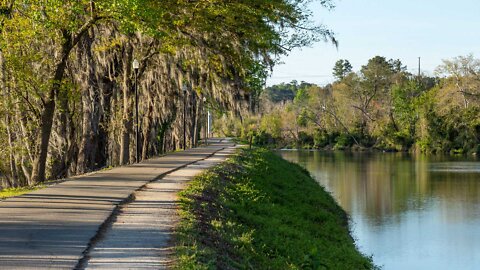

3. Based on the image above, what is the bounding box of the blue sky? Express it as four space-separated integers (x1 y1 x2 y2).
267 0 480 86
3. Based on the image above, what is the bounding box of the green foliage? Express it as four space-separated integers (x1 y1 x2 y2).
360 56 395 95
421 106 480 154
378 80 422 150
263 81 316 104
253 54 480 155
297 109 310 127
263 83 297 103
175 148 375 269
214 114 240 138
0 0 338 186
297 131 314 148
334 133 355 150
294 85 310 105
260 113 282 139
313 130 339 148
252 130 274 146
333 59 353 80
245 61 268 95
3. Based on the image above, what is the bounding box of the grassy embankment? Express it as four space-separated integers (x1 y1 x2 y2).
0 185 43 199
175 148 375 269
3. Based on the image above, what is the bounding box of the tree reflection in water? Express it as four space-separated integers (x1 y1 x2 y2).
279 150 480 270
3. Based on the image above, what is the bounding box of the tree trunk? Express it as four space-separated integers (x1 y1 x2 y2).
119 42 134 165
193 95 200 147
0 51 18 187
142 101 153 160
50 85 71 179
77 31 101 174
31 97 56 183
31 34 73 183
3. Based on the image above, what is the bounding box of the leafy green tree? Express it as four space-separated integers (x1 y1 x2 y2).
333 59 353 80
245 61 268 113
383 80 422 149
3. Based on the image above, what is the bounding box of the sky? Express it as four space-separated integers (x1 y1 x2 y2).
267 0 480 86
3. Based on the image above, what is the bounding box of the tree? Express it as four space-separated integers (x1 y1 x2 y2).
389 59 407 73
1 1 115 183
333 59 353 80
435 54 480 108
0 0 337 187
357 57 395 125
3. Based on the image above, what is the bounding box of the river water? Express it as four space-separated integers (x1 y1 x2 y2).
278 150 480 270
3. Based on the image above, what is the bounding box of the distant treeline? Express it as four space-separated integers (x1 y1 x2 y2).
217 55 480 155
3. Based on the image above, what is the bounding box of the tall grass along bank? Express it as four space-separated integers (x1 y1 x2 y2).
175 148 374 269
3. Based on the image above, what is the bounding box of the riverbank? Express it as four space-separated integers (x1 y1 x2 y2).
253 141 480 157
174 148 375 269
238 132 480 156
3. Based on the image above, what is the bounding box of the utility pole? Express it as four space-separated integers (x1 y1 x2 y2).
418 57 421 78
133 59 140 163
182 84 187 150
203 97 208 146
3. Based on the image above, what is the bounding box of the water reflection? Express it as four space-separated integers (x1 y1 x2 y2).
279 151 480 270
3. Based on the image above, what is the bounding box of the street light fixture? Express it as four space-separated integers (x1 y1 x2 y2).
182 83 188 150
133 59 140 162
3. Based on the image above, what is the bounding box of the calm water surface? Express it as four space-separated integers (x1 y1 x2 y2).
279 151 480 270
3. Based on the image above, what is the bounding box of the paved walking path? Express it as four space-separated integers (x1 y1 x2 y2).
85 146 236 269
0 139 237 269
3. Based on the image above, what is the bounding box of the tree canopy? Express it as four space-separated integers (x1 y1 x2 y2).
0 0 336 187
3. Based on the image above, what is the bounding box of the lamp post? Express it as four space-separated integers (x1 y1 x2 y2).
203 97 208 146
133 59 140 162
182 83 187 150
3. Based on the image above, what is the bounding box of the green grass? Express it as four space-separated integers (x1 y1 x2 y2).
175 148 375 269
0 185 43 199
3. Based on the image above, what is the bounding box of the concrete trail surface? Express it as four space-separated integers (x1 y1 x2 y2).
0 138 237 269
